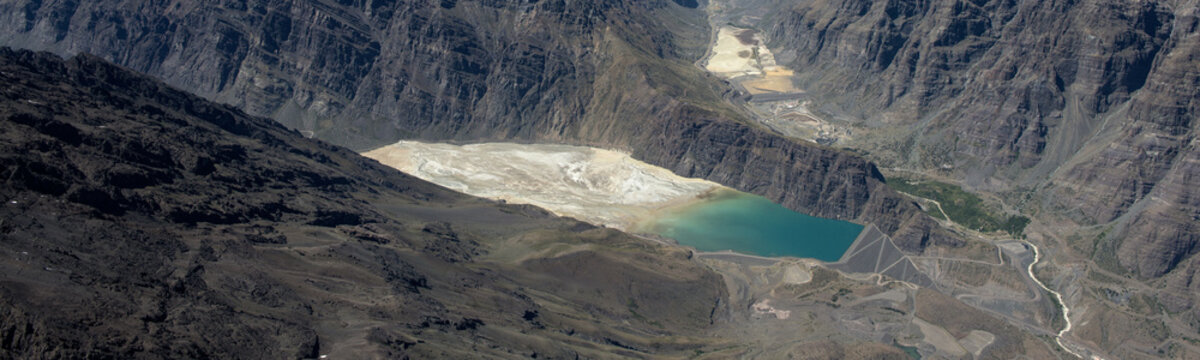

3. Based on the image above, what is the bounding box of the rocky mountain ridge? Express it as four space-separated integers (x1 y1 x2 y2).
763 0 1197 282
0 47 737 358
0 0 954 251
0 47 1067 360
755 0 1200 350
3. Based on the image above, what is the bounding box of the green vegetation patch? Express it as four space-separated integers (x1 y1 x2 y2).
1090 226 1130 276
888 177 1030 236
893 340 921 359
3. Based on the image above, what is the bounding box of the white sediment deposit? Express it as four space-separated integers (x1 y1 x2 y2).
703 26 801 94
705 26 767 77
782 264 813 285
363 141 722 229
752 299 791 320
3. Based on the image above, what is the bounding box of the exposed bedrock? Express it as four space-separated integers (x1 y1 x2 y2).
761 0 1199 279
0 0 954 251
0 48 731 358
614 105 952 252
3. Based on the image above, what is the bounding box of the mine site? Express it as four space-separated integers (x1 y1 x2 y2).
3 0 1196 358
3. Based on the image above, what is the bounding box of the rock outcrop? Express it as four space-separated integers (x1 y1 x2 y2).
0 48 732 358
0 0 951 250
762 0 1199 283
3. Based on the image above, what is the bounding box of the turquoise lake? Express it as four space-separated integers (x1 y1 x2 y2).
641 189 864 262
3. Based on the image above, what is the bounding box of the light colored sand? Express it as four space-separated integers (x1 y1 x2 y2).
363 141 722 230
741 69 802 94
752 299 792 320
913 317 969 357
959 330 996 357
703 26 800 96
782 264 813 285
705 27 767 77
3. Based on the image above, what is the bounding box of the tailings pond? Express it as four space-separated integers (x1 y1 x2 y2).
636 188 863 262
365 141 863 261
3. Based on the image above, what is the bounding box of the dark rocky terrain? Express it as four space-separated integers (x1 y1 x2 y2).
0 47 1070 360
741 0 1199 356
5 0 1198 357
0 0 953 252
0 48 741 358
763 0 1199 277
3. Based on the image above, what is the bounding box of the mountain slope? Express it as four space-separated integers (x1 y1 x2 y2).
0 0 954 252
0 47 1081 360
755 0 1200 353
0 48 733 358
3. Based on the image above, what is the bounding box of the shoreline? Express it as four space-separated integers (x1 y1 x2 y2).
628 187 730 232
364 141 865 265
635 189 865 263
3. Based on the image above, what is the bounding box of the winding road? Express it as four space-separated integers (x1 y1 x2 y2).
892 177 1086 358
896 190 951 222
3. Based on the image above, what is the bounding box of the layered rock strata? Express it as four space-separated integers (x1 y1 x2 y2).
763 0 1198 286
0 0 951 250
0 48 731 358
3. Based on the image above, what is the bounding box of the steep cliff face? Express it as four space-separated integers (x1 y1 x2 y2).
0 48 732 358
608 104 950 250
767 0 1175 178
1072 8 1199 280
1 0 709 150
0 0 950 250
764 0 1199 277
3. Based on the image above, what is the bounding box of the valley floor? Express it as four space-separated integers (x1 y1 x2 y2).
692 2 1117 357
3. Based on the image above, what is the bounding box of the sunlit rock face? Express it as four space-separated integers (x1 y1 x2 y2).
0 0 947 254
364 141 720 229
